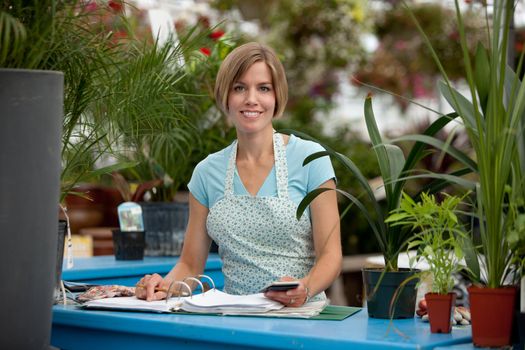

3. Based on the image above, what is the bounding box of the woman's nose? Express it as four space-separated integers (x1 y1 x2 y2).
244 88 258 105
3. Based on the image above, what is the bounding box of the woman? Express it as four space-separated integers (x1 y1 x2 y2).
136 42 341 307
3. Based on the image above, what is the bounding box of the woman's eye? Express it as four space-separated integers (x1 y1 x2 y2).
233 85 245 92
260 86 271 92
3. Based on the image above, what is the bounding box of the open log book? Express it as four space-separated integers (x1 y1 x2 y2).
82 289 328 318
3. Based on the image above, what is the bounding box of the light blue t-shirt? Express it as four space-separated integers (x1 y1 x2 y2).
188 134 336 209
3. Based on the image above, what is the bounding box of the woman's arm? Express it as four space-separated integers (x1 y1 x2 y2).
303 178 342 296
136 193 212 301
266 179 341 306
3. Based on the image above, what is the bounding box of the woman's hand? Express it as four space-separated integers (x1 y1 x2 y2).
135 273 171 301
263 276 309 307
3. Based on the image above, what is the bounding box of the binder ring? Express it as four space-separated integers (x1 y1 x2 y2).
197 274 216 291
183 277 204 294
166 281 191 303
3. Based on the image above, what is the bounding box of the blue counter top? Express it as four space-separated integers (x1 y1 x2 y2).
52 304 471 350
54 255 472 349
62 254 223 287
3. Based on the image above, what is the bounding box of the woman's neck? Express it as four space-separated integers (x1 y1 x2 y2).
236 127 275 162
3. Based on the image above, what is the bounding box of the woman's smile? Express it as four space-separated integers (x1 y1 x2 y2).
241 110 263 118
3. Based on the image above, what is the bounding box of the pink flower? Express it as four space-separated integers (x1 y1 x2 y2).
199 47 211 56
85 1 98 12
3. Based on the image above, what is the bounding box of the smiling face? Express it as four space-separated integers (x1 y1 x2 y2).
227 61 276 136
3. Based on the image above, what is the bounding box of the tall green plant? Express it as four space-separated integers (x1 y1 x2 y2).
396 0 525 287
290 99 467 271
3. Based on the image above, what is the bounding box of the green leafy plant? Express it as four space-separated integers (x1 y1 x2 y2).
506 186 525 279
394 0 525 287
290 96 465 272
1 1 232 203
386 192 468 294
1 0 137 201
106 32 237 202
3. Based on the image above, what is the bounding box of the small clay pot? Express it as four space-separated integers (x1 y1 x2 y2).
426 292 456 333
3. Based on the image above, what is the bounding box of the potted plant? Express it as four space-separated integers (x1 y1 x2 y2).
107 33 236 256
1 1 78 347
386 191 468 333
1 2 212 346
394 0 525 346
290 94 468 318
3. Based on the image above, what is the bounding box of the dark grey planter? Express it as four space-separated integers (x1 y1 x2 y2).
140 201 189 256
362 267 420 319
112 229 145 260
0 69 63 349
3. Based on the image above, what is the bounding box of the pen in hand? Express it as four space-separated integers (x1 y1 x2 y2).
135 284 189 295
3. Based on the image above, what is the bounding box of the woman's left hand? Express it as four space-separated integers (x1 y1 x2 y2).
264 276 309 307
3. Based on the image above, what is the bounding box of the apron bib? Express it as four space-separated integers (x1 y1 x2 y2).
207 133 324 300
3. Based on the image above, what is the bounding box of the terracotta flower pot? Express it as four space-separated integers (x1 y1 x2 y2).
425 292 456 333
468 285 517 347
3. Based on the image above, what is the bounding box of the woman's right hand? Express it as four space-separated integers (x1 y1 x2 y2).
135 273 171 301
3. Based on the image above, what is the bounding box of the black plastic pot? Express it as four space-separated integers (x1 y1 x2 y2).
362 267 419 319
0 69 63 348
112 230 145 260
140 201 189 256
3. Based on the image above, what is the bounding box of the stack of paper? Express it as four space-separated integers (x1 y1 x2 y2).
223 300 328 318
181 290 283 313
83 296 183 313
82 289 327 318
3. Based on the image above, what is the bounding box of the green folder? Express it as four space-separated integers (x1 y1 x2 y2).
309 305 362 320
170 305 362 320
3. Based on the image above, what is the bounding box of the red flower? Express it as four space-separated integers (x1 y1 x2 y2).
209 30 225 41
108 0 123 12
516 42 524 53
200 47 211 56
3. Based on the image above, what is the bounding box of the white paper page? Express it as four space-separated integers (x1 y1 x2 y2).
184 289 283 309
84 296 184 313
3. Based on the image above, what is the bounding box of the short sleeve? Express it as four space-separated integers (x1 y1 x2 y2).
187 161 209 208
304 142 336 192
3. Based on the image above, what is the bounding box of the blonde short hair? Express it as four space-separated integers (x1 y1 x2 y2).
214 42 288 118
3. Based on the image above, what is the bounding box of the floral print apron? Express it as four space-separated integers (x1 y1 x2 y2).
207 133 324 300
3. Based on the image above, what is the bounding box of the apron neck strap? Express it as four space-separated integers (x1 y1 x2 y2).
224 133 289 198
